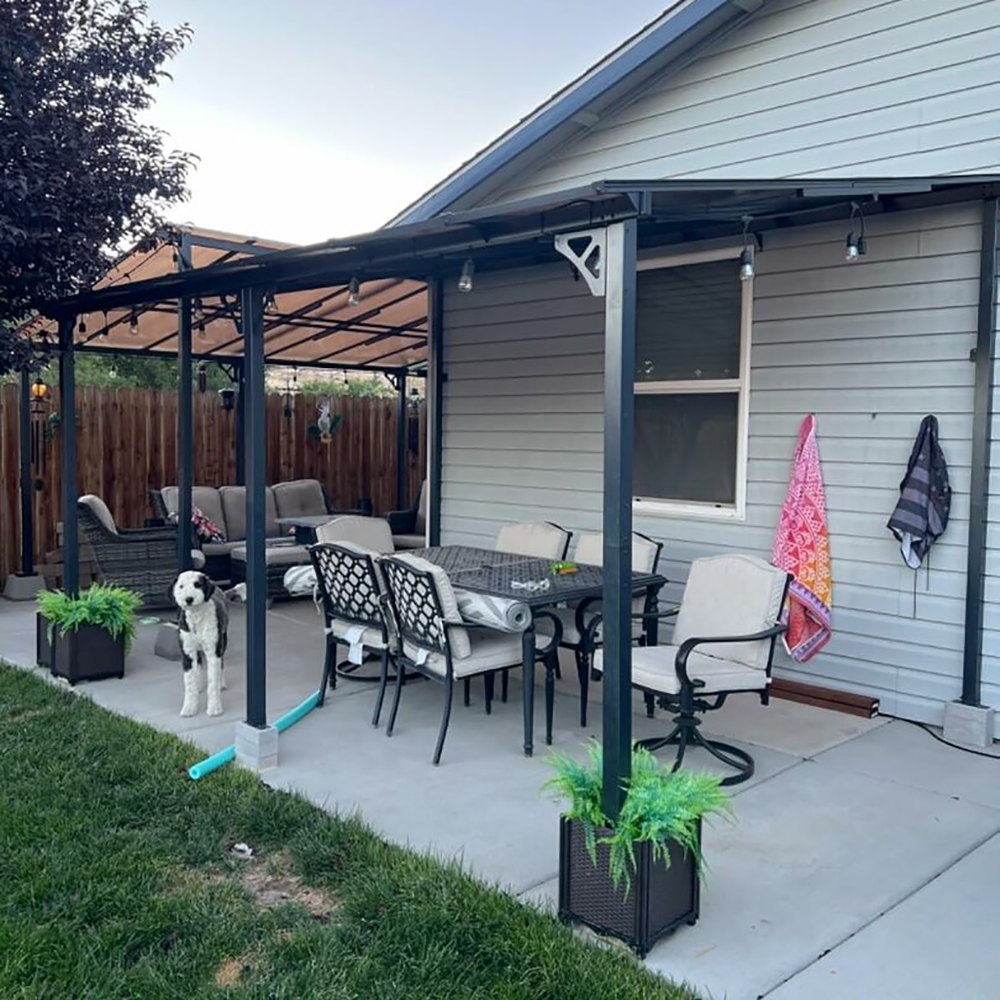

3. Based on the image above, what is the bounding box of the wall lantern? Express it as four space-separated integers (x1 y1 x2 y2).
29 379 50 415
218 387 236 411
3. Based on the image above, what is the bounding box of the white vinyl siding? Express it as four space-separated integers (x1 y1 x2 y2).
439 203 1000 730
484 0 1000 204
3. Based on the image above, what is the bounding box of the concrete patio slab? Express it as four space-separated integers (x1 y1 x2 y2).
641 757 1000 1000
767 831 1000 1000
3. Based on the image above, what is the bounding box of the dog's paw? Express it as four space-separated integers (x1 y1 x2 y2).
206 701 224 717
180 703 197 717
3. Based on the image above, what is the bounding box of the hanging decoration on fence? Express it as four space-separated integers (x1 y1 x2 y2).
307 398 342 446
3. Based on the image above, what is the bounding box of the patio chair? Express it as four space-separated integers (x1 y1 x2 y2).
536 531 663 727
378 553 561 764
387 480 428 550
308 541 392 725
495 521 572 559
315 514 395 553
594 554 791 785
77 495 205 607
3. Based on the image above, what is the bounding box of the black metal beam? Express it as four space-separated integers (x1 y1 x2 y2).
242 285 268 728
962 196 999 707
427 278 444 545
601 219 638 822
177 296 194 572
234 358 246 486
186 234 278 257
309 315 429 366
396 370 407 509
58 316 79 596
19 369 33 575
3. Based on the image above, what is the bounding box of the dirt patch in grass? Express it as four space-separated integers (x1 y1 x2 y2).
238 851 337 921
3 708 52 724
214 949 259 989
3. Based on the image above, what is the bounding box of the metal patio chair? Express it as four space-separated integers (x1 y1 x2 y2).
495 521 572 560
378 553 561 765
594 553 792 785
308 541 392 725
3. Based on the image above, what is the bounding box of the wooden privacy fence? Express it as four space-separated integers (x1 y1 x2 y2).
0 384 426 582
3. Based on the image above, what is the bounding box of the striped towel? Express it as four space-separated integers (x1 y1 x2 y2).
772 415 832 663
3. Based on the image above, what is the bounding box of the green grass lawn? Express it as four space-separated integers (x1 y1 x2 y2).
0 666 701 1000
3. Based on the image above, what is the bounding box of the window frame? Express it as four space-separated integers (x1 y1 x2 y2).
631 245 754 521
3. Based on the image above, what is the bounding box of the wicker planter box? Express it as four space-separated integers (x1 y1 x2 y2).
558 816 700 956
37 614 126 685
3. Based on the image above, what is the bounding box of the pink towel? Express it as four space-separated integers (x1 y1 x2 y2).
772 415 832 662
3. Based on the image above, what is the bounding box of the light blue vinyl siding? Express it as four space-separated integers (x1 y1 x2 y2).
439 202 1000 729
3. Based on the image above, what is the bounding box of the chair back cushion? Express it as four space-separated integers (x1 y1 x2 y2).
218 486 280 540
573 532 661 573
496 521 570 559
309 542 385 632
159 486 228 540
273 479 328 519
380 553 471 659
316 515 394 553
674 554 788 670
414 480 428 535
79 495 117 534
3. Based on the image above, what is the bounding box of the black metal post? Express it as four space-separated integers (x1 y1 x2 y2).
601 219 638 821
396 369 408 510
58 316 79 597
962 196 999 707
19 368 34 575
241 285 267 728
427 280 444 545
177 296 194 571
235 358 246 486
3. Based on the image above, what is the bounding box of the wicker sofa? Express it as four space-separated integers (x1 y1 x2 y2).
151 479 333 585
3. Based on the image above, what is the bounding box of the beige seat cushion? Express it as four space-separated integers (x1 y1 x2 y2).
414 480 428 534
160 486 228 540
328 619 386 651
573 532 660 573
218 486 280 540
230 544 311 567
79 495 117 534
272 479 327 519
594 645 769 696
317 515 394 553
392 532 426 550
495 521 569 559
388 553 471 659
408 628 523 679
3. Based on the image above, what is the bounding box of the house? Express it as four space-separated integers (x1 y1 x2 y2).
391 0 1000 735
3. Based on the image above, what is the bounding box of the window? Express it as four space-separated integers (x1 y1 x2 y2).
632 249 752 517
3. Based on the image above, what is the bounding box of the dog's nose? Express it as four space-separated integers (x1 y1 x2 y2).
185 596 194 605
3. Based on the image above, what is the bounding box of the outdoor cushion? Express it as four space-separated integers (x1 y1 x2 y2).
316 515 394 553
392 532 426 550
327 618 386 651
159 486 228 541
593 644 770 696
191 550 207 570
495 521 570 559
673 554 787 671
218 485 280 540
407 628 523 679
389 553 471 659
272 479 328 520
78 495 117 534
414 480 428 534
230 544 311 567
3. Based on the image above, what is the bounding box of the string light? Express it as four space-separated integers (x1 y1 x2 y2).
128 309 139 336
739 215 754 281
846 201 867 261
457 258 475 293
347 277 361 308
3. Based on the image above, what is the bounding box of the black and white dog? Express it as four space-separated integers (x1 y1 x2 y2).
172 571 229 717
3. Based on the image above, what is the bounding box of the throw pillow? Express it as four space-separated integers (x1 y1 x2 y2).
191 506 226 543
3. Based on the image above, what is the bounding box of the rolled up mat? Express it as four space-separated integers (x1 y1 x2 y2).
188 690 322 780
455 590 531 633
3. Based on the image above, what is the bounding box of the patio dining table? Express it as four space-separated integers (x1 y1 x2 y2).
412 545 667 756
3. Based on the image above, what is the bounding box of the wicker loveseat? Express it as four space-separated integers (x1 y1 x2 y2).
151 479 334 585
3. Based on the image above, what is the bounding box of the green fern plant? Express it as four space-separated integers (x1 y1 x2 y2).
37 584 143 651
544 741 731 895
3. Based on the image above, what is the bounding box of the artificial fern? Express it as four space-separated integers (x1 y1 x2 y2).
38 584 143 651
545 741 731 895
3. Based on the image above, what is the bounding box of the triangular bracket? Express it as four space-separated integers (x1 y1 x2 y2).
554 229 606 297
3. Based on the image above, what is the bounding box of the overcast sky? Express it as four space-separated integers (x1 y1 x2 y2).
143 0 668 244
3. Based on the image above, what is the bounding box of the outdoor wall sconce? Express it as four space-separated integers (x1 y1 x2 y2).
408 385 421 414
282 369 299 418
29 379 50 415
218 387 236 411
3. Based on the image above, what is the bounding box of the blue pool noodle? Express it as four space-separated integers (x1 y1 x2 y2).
187 690 321 780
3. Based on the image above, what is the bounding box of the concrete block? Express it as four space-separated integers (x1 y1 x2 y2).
943 701 995 749
235 722 279 773
154 623 182 661
2 573 45 602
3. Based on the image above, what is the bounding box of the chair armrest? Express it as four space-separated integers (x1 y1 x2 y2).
580 604 679 647
387 510 416 534
675 625 787 686
117 525 179 543
532 609 563 656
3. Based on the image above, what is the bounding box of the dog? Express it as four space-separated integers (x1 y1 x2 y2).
172 571 229 717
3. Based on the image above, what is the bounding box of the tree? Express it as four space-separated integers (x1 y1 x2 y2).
0 0 193 373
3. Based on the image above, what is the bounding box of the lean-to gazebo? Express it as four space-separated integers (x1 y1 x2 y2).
32 177 1000 815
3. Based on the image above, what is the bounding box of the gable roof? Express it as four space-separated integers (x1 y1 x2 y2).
388 0 764 225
